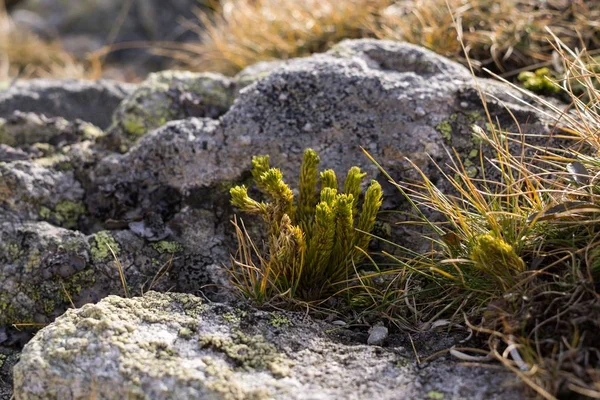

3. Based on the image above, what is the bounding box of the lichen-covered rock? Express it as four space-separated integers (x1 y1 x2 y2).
0 222 93 326
0 346 19 400
0 161 85 227
105 71 234 150
0 80 134 129
13 292 525 399
0 112 102 148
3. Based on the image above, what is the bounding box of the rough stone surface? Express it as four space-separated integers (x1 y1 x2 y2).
0 161 85 226
0 346 19 400
0 80 134 128
0 111 103 149
13 291 527 400
105 71 235 150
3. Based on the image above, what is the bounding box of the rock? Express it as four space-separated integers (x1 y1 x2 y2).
367 324 389 345
234 59 289 94
0 80 134 129
0 111 103 148
0 145 29 162
13 291 525 399
0 221 93 326
0 347 19 400
104 71 235 150
0 161 86 227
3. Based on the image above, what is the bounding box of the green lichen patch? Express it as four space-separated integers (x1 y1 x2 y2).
198 331 289 377
435 120 453 142
0 241 21 261
427 391 445 399
178 327 194 339
269 314 290 328
222 312 242 324
91 231 120 262
151 241 183 255
40 200 86 229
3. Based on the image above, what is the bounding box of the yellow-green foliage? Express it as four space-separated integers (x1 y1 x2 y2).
470 233 525 290
230 148 383 302
517 67 560 95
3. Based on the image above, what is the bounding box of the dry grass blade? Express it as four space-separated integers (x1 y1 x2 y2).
0 0 91 80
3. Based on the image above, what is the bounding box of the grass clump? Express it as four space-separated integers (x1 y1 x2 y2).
174 0 600 79
229 148 382 303
377 0 600 75
169 0 390 75
0 1 90 80
364 37 600 398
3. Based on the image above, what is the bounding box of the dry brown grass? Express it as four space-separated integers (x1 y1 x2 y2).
176 0 600 77
0 1 91 81
378 0 600 75
169 0 392 75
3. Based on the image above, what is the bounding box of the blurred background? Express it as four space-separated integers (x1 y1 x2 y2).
1 0 599 82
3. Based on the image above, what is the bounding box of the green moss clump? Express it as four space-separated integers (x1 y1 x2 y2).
91 231 120 262
151 241 183 255
39 200 86 229
436 120 453 142
229 148 383 302
518 67 560 95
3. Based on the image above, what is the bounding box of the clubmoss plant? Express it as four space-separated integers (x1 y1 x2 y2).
517 67 560 95
229 148 382 303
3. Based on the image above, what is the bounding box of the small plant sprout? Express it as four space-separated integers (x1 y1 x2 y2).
229 148 383 303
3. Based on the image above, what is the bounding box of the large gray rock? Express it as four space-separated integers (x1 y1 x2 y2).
0 80 134 129
88 40 551 256
13 291 525 399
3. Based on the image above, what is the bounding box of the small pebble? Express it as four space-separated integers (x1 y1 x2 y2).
367 324 388 345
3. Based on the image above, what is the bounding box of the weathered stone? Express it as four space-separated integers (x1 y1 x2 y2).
104 71 235 150
0 222 93 326
0 80 134 129
0 161 85 226
13 292 525 399
0 112 102 148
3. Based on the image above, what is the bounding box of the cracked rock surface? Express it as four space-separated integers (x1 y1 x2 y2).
14 291 525 400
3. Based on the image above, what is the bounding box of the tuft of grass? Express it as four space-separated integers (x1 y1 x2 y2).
168 0 392 75
0 1 91 80
176 0 600 79
364 33 600 398
376 0 600 75
228 148 382 303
